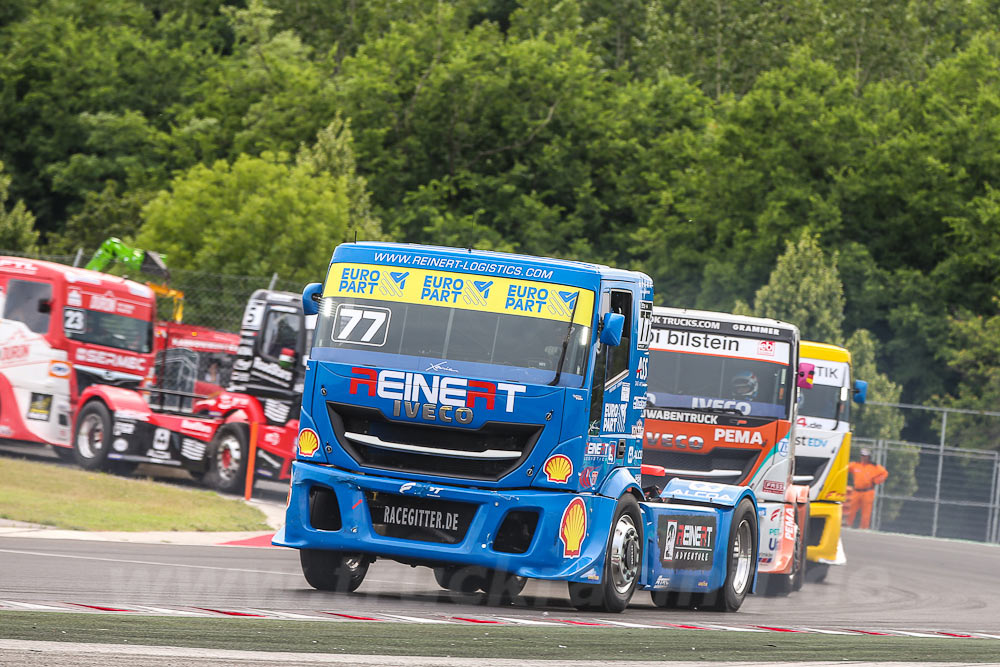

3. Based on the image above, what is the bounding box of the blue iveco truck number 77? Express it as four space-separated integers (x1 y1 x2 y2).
274 242 760 612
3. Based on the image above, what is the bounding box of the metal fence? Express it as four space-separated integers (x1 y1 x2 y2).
1 248 305 334
854 437 1000 544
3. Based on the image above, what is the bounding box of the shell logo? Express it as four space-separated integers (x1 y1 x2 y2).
297 428 320 457
559 497 587 558
543 454 573 483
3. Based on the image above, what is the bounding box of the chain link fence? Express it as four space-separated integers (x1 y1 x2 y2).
853 437 1000 544
0 248 305 333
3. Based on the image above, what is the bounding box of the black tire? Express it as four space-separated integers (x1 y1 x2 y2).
72 401 112 471
791 504 809 592
568 494 643 613
434 566 487 594
703 496 758 612
300 549 369 592
206 424 248 494
50 445 75 463
805 562 829 583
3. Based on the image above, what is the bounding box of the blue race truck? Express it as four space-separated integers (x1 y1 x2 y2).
274 243 759 612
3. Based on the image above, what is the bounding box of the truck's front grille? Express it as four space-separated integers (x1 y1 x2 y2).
641 447 761 486
327 402 542 481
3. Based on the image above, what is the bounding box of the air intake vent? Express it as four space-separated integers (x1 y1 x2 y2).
328 402 542 481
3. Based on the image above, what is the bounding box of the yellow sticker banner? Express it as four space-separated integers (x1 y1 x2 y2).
324 263 595 326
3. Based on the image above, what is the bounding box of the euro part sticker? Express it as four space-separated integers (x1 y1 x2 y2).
297 428 320 457
324 263 595 326
559 497 587 557
657 515 716 571
543 454 573 483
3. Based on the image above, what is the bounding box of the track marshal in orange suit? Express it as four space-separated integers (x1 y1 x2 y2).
844 449 888 529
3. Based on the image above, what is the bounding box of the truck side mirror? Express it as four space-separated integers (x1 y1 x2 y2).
796 361 815 389
302 283 322 316
599 312 625 347
853 379 868 404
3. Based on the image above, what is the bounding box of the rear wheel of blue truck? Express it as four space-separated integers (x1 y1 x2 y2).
706 496 758 611
568 494 642 613
300 550 369 592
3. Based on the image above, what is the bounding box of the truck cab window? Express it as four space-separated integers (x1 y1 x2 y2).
3 280 52 334
606 291 632 385
261 310 300 361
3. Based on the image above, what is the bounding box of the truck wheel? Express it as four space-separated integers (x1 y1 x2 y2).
568 494 642 613
433 566 487 594
300 549 369 592
73 402 112 471
790 504 809 592
704 496 757 612
206 425 248 494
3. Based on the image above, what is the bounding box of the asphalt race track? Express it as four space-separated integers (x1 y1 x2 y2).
1 528 998 633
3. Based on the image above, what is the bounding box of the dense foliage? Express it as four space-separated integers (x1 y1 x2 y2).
3 0 1000 444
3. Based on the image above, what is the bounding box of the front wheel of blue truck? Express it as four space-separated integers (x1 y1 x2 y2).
300 550 370 592
568 494 643 613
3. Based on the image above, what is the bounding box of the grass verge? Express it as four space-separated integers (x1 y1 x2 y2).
0 612 996 662
0 458 268 531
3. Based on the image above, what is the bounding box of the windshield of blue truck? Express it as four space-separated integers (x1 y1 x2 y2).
646 328 791 419
312 264 595 387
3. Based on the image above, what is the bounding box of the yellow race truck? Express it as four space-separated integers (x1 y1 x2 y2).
794 341 866 582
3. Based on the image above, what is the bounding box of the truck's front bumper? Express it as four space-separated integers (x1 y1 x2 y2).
806 501 844 565
273 461 617 582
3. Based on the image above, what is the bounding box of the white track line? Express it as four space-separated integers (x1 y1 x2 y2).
0 547 300 576
380 614 452 624
594 619 661 628
493 616 562 626
0 600 66 611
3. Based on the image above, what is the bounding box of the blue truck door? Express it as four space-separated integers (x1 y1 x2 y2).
587 287 641 475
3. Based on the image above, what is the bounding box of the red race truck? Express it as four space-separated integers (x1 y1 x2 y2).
0 256 157 460
73 289 311 493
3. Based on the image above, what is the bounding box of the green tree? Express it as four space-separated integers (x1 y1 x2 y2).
0 161 40 253
136 120 381 284
939 304 1000 451
0 0 217 232
736 231 845 344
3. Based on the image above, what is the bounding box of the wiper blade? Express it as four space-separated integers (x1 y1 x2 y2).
548 296 581 387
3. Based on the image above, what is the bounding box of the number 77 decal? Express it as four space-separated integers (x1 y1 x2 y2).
334 304 391 346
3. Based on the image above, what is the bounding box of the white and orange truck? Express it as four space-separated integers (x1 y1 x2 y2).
641 307 816 597
795 340 867 582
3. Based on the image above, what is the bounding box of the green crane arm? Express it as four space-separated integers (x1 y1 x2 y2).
85 237 169 281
